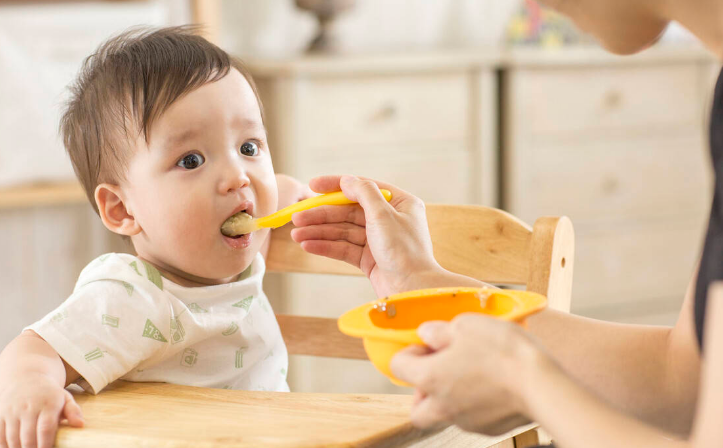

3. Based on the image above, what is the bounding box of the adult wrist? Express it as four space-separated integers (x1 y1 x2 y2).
516 339 562 418
399 264 462 292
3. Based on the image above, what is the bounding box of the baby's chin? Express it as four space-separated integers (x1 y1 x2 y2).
206 256 256 282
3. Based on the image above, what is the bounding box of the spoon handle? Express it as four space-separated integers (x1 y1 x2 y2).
257 189 392 229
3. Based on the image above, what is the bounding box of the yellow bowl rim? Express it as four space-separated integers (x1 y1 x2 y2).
337 287 547 344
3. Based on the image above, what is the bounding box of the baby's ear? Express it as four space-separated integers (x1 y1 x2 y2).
95 183 141 236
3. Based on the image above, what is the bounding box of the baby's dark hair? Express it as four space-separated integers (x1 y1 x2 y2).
60 26 262 214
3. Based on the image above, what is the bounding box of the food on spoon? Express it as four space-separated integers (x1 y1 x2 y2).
221 211 257 237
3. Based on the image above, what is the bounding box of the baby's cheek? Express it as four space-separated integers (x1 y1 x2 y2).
157 202 209 241
261 180 279 215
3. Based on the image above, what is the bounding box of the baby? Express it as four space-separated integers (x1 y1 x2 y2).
0 26 309 448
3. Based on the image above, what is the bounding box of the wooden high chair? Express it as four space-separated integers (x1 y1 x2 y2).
58 204 574 448
268 204 575 448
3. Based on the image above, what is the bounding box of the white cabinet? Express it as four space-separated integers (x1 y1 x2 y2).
502 48 718 323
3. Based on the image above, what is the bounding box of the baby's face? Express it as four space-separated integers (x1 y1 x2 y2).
121 69 277 284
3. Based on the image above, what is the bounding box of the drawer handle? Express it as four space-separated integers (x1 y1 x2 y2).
371 103 398 122
603 90 623 110
601 177 620 194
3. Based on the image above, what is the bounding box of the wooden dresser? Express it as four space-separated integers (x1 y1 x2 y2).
501 47 718 324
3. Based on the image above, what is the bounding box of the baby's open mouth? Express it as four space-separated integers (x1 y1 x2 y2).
221 211 253 238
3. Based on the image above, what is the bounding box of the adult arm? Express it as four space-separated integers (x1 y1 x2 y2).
538 0 723 57
525 275 700 434
518 282 723 447
293 175 701 434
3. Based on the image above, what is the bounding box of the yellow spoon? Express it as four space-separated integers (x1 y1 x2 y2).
221 189 393 236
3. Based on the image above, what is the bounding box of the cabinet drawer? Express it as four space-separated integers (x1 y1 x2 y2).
297 73 469 148
571 217 706 309
511 65 702 136
506 135 711 225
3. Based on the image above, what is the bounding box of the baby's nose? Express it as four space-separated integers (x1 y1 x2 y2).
219 164 250 193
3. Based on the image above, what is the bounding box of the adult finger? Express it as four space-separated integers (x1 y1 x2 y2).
412 389 426 406
339 175 427 220
310 174 422 217
417 321 453 351
298 240 364 268
339 175 391 211
62 392 84 428
307 175 343 194
291 223 367 246
310 175 409 197
390 345 435 387
409 396 449 429
292 204 366 228
35 410 57 448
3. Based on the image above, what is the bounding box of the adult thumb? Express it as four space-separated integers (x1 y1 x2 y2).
339 175 391 218
417 321 453 351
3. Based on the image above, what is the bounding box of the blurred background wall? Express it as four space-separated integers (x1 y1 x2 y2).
0 0 718 394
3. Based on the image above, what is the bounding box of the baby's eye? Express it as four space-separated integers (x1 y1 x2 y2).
239 141 259 157
176 153 205 170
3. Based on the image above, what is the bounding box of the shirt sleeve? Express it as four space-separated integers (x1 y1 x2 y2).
26 254 173 394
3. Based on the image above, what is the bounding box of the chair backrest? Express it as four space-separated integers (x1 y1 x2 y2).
268 204 574 359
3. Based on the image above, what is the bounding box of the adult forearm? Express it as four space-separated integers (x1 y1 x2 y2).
537 0 670 54
0 331 67 387
523 352 688 448
527 309 698 434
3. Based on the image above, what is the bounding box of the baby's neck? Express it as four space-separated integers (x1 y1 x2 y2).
137 256 241 287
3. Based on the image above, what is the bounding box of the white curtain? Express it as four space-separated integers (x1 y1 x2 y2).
0 0 181 187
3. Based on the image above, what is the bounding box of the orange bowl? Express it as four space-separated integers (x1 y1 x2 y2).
337 287 547 386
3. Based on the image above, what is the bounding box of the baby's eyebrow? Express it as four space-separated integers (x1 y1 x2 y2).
165 129 199 147
235 118 266 134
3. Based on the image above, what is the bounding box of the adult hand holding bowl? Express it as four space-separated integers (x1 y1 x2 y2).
338 287 547 385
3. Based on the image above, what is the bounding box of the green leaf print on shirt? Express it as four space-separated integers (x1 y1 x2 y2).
51 310 68 323
102 314 119 328
188 303 208 313
235 348 247 369
142 319 168 343
99 254 111 262
142 260 163 290
232 296 254 312
121 281 134 296
222 322 239 336
85 348 103 362
259 297 270 313
129 261 142 276
170 317 186 344
128 260 163 290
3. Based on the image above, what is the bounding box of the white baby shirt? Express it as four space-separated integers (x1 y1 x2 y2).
27 252 289 394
